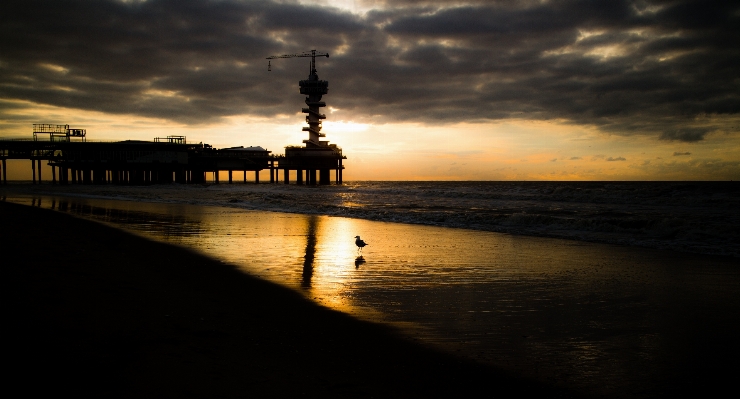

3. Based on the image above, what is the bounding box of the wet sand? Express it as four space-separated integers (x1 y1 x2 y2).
5 190 740 398
3 201 567 398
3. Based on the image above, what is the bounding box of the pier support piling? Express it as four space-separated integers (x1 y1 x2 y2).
320 169 330 185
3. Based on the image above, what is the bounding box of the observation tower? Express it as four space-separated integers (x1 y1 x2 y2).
298 53 329 146
266 50 345 184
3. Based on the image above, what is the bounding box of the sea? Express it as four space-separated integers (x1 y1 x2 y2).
2 180 739 397
9 180 737 256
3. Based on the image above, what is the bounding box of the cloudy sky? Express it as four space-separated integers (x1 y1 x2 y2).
2 0 739 180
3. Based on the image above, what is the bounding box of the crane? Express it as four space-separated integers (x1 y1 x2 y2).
266 49 329 75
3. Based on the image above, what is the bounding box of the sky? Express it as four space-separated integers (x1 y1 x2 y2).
1 0 739 180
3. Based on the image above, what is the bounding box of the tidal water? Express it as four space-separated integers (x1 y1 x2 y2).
6 181 738 256
3 181 739 397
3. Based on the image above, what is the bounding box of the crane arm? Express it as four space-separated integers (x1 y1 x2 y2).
266 51 329 60
266 49 329 73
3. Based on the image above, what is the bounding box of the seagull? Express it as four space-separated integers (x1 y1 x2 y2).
355 235 368 254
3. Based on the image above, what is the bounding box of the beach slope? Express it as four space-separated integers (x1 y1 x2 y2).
3 201 567 398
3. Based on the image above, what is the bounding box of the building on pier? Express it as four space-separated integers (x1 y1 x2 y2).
32 123 86 142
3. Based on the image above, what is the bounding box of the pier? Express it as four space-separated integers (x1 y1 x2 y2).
0 124 345 185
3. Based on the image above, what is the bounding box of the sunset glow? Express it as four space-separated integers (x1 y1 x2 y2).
1 1 738 180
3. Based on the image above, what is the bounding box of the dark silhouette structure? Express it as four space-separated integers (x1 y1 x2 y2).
0 116 345 185
0 125 272 185
267 50 346 185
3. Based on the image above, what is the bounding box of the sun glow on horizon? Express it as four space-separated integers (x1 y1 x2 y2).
1 100 739 181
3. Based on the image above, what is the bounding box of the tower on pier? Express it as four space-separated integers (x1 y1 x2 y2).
300 57 329 146
266 50 346 184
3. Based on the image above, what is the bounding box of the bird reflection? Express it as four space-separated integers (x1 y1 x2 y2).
354 256 366 269
301 215 319 288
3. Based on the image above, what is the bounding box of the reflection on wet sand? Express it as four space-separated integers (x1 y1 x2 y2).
4 194 740 398
301 215 318 288
46 199 206 238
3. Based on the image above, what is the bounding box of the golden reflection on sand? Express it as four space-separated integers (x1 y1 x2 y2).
127 206 384 317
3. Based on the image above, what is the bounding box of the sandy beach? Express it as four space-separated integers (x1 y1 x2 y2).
4 188 740 398
4 200 569 398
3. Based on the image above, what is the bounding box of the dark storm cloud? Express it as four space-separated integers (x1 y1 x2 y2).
1 0 738 140
0 0 360 122
659 127 712 142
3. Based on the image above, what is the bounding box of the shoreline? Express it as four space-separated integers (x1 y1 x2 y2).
2 181 738 258
4 201 571 398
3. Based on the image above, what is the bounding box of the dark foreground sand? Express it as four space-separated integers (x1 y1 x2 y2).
4 201 576 398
